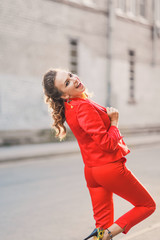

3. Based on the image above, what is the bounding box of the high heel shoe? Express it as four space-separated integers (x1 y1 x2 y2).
84 228 104 240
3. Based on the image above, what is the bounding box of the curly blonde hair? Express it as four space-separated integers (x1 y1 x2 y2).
42 69 67 141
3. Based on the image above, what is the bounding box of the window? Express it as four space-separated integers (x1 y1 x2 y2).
117 0 126 12
68 0 81 3
116 0 148 23
82 0 96 7
128 0 137 16
139 0 146 18
156 0 160 23
70 39 78 74
0 92 1 114
128 50 136 104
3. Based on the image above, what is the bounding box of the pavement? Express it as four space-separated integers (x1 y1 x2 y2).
0 133 160 163
0 138 160 240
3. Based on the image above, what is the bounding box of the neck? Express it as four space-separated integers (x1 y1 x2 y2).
68 92 88 100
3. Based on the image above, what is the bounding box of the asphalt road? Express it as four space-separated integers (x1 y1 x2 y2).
0 145 160 240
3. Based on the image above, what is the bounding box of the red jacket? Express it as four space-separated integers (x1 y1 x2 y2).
64 97 130 167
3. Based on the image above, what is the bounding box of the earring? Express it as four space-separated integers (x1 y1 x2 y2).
66 99 73 108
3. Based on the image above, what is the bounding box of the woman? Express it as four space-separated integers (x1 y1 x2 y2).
42 69 156 240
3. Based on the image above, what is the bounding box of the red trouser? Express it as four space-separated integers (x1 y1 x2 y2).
84 157 156 234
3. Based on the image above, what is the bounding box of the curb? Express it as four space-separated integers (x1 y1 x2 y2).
0 141 79 163
0 135 160 163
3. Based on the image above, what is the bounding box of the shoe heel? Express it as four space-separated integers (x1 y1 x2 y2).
84 228 98 240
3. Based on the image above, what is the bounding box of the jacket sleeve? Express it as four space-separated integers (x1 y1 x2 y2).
76 102 123 152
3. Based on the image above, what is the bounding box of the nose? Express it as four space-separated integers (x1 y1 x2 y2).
71 76 79 85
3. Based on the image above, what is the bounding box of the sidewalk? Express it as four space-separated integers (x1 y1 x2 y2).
0 134 160 163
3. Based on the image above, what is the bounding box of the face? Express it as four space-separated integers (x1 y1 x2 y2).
54 70 86 99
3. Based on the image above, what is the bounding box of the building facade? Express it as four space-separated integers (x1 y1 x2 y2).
0 0 160 143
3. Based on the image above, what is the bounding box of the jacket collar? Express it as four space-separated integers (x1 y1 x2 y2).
64 95 107 113
64 92 88 102
64 97 86 102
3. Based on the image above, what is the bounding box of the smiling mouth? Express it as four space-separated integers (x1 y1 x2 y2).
76 82 82 88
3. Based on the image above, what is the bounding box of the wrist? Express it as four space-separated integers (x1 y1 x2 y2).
111 121 118 127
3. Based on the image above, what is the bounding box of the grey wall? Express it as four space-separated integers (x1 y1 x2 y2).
0 0 160 132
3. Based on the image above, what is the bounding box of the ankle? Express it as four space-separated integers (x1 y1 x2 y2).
102 233 111 240
102 229 113 240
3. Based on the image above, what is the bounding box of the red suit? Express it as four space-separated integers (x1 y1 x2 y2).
64 97 156 234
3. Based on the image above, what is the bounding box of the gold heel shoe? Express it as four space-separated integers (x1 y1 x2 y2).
84 228 104 240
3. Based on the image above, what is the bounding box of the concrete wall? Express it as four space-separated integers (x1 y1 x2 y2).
0 0 108 131
111 0 160 127
0 0 160 139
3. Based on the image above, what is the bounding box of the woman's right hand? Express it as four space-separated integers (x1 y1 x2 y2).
106 107 119 127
